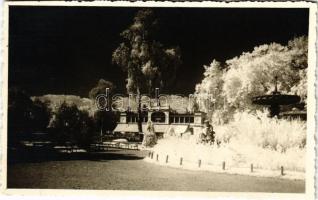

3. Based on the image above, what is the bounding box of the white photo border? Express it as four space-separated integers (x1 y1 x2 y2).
1 1 316 200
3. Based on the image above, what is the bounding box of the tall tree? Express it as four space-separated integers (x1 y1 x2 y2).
89 79 117 141
8 88 52 147
195 36 308 123
112 9 181 136
30 98 52 132
195 60 225 119
222 36 308 109
52 102 95 148
8 87 34 146
89 79 115 100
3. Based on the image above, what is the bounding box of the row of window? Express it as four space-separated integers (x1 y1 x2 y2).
126 116 195 123
170 116 194 123
127 116 148 123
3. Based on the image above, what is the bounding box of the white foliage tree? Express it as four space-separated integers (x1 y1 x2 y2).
195 36 308 123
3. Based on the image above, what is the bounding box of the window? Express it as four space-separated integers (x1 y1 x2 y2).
151 112 166 123
190 117 194 123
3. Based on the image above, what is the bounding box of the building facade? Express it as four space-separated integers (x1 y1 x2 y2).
113 104 206 141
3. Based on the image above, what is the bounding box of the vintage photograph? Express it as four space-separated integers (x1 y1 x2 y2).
3 1 316 196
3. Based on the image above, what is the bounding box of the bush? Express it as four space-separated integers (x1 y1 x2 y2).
215 110 306 151
8 88 52 147
151 110 306 172
52 102 95 148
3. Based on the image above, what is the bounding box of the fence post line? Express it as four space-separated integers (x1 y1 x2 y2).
251 164 253 173
180 157 183 166
281 166 284 176
156 154 159 161
198 159 201 168
222 161 226 170
166 155 169 163
151 152 154 159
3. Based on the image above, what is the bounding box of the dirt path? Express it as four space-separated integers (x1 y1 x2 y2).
7 149 305 192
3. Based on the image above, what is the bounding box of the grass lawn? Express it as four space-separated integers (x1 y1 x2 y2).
7 149 305 192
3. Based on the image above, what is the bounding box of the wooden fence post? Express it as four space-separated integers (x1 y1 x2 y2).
198 159 201 168
151 152 153 159
156 154 159 161
166 155 169 163
281 166 284 176
251 164 253 173
180 157 183 166
222 161 226 170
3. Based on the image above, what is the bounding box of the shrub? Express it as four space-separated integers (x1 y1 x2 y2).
215 110 306 151
52 102 95 148
152 110 306 172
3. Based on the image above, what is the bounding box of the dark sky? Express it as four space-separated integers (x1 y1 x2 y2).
9 6 309 97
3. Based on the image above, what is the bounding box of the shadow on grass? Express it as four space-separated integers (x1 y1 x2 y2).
8 147 146 164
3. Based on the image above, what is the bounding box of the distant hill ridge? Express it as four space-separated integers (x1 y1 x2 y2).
32 94 96 116
33 94 194 115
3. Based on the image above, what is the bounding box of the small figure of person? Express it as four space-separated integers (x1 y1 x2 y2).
209 125 216 145
203 120 215 145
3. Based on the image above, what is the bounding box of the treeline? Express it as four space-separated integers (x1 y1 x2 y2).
195 36 308 123
8 87 118 149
